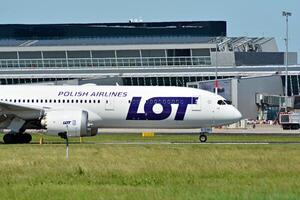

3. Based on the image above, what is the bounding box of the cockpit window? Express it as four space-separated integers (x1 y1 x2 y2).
224 100 232 105
217 99 232 105
217 100 226 105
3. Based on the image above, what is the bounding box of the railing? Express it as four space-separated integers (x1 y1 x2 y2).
0 56 211 68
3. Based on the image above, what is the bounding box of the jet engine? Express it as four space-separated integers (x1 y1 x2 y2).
41 110 97 137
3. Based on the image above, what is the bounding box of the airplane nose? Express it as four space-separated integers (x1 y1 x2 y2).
233 108 242 121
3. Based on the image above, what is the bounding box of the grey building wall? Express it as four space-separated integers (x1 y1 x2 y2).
260 38 278 52
235 52 284 66
237 75 283 119
211 52 235 66
285 52 298 65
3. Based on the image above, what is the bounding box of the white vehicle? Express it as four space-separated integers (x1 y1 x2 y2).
279 112 300 130
0 85 242 144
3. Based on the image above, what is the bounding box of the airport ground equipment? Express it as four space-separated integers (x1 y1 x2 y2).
279 112 300 130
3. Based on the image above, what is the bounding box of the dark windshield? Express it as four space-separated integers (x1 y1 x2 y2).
217 100 226 105
218 100 232 105
224 100 232 105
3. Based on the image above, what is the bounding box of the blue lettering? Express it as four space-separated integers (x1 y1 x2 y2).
126 97 197 121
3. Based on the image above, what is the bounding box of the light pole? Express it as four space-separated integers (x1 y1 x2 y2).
282 11 291 111
214 43 218 94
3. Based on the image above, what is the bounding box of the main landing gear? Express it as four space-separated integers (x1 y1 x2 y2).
3 133 32 144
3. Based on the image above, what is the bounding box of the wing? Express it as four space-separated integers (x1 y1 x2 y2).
0 101 45 120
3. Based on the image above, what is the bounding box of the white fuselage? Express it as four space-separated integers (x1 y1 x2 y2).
0 85 242 129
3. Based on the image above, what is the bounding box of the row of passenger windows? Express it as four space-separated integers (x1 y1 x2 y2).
1 99 102 104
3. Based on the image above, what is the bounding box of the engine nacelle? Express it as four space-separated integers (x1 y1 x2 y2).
41 110 97 137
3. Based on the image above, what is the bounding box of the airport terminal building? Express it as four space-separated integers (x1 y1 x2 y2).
0 21 299 119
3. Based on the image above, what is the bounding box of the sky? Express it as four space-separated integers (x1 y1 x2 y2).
1 0 299 62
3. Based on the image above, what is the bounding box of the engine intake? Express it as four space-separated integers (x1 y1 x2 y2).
41 110 97 137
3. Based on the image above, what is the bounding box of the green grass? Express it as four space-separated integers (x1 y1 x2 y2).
0 134 300 199
29 133 300 144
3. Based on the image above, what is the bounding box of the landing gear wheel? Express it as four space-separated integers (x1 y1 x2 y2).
18 134 32 144
23 133 32 143
199 134 207 143
3 134 15 144
3 133 32 144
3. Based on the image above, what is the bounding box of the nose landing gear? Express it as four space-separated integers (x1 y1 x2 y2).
199 134 207 143
198 128 211 143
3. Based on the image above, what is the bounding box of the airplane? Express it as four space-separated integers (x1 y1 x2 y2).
0 85 242 144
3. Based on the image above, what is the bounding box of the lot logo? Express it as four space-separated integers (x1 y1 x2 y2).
63 121 71 125
63 120 76 126
126 97 198 121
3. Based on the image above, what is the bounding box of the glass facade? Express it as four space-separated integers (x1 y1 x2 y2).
0 21 226 40
0 48 212 68
282 75 300 96
0 78 71 85
122 76 233 87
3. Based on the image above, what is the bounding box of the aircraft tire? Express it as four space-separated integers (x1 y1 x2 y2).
16 133 32 144
23 133 32 144
199 134 207 143
3 134 16 144
3 133 32 144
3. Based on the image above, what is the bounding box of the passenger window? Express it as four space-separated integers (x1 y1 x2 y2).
71 100 74 103
98 100 100 103
76 100 78 103
67 100 70 103
41 100 43 103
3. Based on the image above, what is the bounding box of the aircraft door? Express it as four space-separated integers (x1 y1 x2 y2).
191 96 201 111
105 98 114 111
